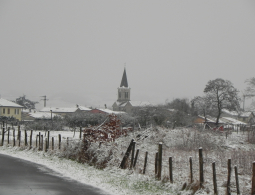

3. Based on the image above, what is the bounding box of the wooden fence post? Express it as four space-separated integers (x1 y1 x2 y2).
38 132 41 150
36 135 38 148
79 127 82 139
252 162 255 195
1 128 5 146
41 135 43 151
52 137 54 150
18 130 21 147
120 139 134 169
67 137 69 147
130 141 136 169
212 162 218 195
199 148 204 188
17 125 20 140
169 156 173 183
143 151 148 174
30 130 33 148
189 157 193 183
155 152 158 176
226 159 231 195
25 130 28 146
58 134 61 150
133 149 139 168
47 131 50 150
13 129 15 147
157 142 162 180
234 165 240 195
7 127 10 144
45 138 47 152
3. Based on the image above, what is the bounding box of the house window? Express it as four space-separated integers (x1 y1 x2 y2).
125 92 128 98
119 92 121 98
3 108 5 114
17 109 19 114
8 109 10 114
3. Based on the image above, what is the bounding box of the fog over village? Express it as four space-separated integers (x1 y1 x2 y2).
1 1 255 195
0 1 255 109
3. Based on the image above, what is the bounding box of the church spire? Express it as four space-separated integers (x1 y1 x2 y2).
120 68 128 87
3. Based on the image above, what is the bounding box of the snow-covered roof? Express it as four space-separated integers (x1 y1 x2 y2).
222 109 251 117
129 101 152 107
40 107 78 113
77 105 91 111
0 98 23 108
28 112 60 119
22 109 37 113
95 108 125 114
198 115 225 124
221 117 246 125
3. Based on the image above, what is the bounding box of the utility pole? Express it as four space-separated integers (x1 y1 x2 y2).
40 96 49 107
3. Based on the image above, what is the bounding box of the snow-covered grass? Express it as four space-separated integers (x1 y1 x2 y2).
1 125 255 194
0 146 178 195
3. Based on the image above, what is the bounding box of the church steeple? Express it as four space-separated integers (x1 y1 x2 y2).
117 68 130 102
120 68 128 87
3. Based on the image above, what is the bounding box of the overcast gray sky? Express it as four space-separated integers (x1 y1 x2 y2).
0 1 255 109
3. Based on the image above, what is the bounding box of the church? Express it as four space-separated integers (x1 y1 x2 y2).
112 68 151 113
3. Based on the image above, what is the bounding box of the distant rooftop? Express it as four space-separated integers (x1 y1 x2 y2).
0 98 23 108
40 107 78 113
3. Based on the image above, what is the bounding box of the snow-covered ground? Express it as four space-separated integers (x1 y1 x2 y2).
0 126 255 194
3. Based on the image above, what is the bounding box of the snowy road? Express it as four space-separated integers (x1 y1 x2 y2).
0 154 110 195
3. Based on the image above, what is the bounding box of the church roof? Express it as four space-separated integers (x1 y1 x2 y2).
120 68 128 87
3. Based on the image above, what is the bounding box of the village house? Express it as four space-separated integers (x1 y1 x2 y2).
40 105 91 117
0 98 23 121
221 109 255 124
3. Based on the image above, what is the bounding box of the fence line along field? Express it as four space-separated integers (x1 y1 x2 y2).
1 118 255 195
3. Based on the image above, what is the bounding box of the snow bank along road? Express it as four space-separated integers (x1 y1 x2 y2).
0 154 111 195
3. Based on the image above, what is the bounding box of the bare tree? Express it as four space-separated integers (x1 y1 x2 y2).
203 78 240 125
15 95 38 109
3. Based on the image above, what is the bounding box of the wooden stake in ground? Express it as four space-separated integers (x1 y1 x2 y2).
47 131 50 150
25 130 28 146
58 134 61 150
36 135 38 148
120 139 134 169
155 152 158 176
189 157 193 183
39 132 41 150
234 165 240 195
252 161 255 195
52 137 54 150
157 142 162 180
41 135 43 151
212 162 218 195
79 127 82 139
130 141 136 169
1 128 5 146
7 127 10 144
199 148 204 188
143 151 148 174
45 138 48 152
18 130 21 147
30 130 33 148
169 156 173 183
13 129 15 147
17 126 20 141
133 149 139 168
226 159 231 195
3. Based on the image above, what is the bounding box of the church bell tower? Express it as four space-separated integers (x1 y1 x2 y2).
117 68 130 102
